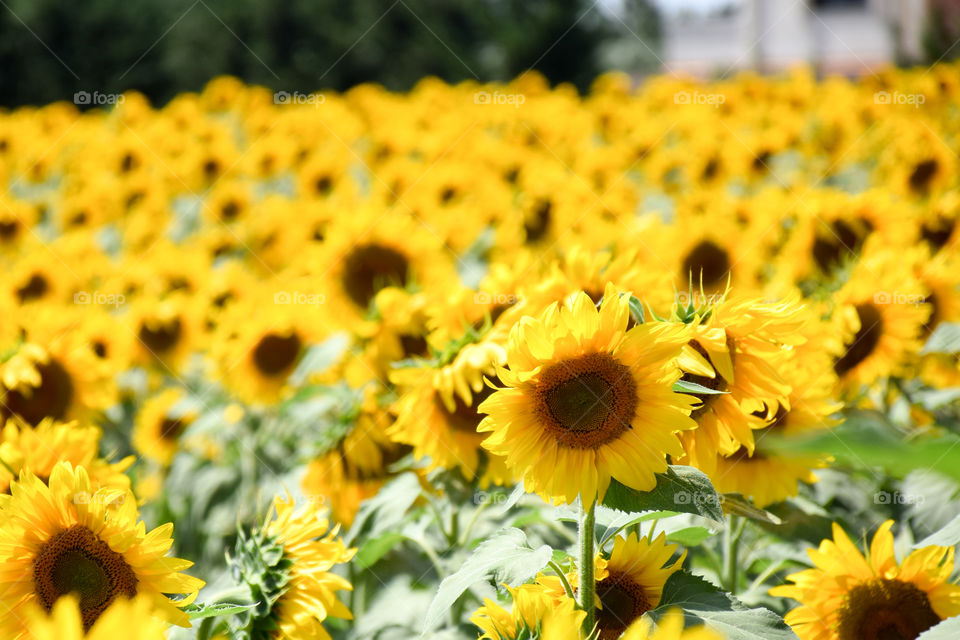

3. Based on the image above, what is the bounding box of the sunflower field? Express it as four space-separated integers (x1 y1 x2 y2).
1 63 960 640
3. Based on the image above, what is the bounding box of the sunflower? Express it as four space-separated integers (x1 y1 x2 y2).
771 520 960 640
0 320 115 426
478 284 696 506
212 287 325 404
675 293 803 470
302 386 411 525
0 418 132 494
360 287 433 379
622 609 723 640
540 532 686 640
0 462 204 635
470 583 585 640
830 248 929 391
132 388 197 467
390 340 511 486
124 293 203 374
23 595 168 640
260 493 356 640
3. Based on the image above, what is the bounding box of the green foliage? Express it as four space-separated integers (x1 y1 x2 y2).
601 465 725 523
0 0 662 107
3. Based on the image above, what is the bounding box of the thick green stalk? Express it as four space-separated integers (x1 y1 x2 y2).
578 499 597 638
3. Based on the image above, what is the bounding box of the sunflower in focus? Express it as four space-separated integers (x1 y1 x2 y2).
258 493 356 640
771 520 960 640
0 463 203 636
479 285 696 505
470 583 585 640
23 595 168 640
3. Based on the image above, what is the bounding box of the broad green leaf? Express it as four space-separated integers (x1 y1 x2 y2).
355 531 408 569
601 466 724 524
346 473 421 545
422 528 552 633
665 526 714 546
185 602 258 620
921 322 960 355
915 514 960 548
654 572 799 640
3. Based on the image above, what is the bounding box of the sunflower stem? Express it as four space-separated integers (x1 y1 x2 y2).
723 515 745 594
549 560 576 601
578 498 597 638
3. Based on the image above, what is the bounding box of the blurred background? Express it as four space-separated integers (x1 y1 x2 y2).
0 0 958 107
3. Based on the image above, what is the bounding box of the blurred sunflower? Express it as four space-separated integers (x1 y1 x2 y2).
470 583 585 640
0 418 132 494
0 463 203 635
132 387 197 467
622 609 723 640
479 285 696 505
23 595 168 640
390 340 511 486
771 520 960 640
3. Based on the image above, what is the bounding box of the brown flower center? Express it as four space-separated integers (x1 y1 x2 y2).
16 273 49 303
533 352 637 449
441 383 497 434
682 240 730 291
593 570 651 640
33 524 138 630
252 332 302 376
834 303 883 377
908 159 938 195
3 358 74 425
138 317 183 354
342 244 409 309
837 578 940 640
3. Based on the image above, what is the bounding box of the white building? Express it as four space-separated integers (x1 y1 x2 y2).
658 0 929 77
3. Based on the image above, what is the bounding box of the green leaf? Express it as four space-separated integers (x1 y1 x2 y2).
346 472 421 545
914 514 960 548
628 294 645 324
665 526 715 546
673 380 730 395
654 572 799 640
601 466 724 524
921 322 960 355
918 616 960 639
355 531 408 569
186 602 258 620
422 528 552 633
721 493 782 525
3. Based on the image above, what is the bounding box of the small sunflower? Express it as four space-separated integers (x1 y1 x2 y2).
132 388 197 467
23 595 168 640
389 340 511 486
0 462 204 635
479 284 696 506
470 583 585 640
771 520 960 640
0 418 132 494
260 493 356 640
622 609 723 640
